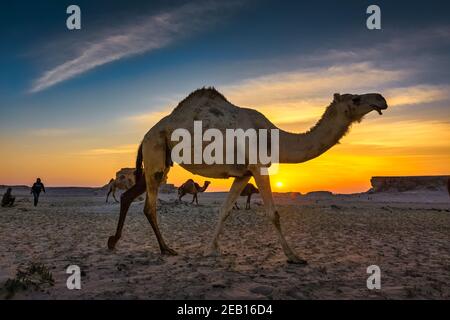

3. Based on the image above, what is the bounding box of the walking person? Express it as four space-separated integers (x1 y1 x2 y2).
1 188 16 207
31 178 46 207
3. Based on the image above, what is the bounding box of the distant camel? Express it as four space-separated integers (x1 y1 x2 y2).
108 87 388 263
233 183 259 210
178 179 211 204
106 171 135 203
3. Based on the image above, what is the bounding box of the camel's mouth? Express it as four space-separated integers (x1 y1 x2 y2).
371 104 387 115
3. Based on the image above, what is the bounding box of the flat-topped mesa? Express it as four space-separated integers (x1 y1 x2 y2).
370 176 450 193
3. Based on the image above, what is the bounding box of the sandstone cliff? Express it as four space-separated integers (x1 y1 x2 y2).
370 176 450 192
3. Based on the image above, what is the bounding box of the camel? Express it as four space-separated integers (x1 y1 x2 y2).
106 170 135 203
178 179 211 204
233 183 259 210
108 87 388 263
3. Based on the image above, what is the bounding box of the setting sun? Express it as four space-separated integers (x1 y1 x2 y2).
275 181 284 188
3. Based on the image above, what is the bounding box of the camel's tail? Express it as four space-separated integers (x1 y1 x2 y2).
135 142 143 182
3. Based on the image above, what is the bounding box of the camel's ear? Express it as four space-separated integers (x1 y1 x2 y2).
333 93 341 102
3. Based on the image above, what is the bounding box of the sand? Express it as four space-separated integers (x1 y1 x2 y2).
0 187 449 299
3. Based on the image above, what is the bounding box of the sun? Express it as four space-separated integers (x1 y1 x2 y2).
275 181 284 188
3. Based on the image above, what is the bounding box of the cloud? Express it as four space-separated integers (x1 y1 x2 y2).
226 62 408 101
385 85 450 107
126 110 170 124
124 62 450 128
30 128 75 137
223 62 409 123
78 144 138 156
30 1 238 93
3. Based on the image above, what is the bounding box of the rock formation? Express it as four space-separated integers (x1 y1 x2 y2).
370 176 450 192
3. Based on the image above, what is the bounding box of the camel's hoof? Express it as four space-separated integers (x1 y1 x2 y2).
162 248 178 256
287 257 308 265
107 236 117 250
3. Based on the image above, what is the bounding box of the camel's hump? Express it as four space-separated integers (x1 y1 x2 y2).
173 87 230 112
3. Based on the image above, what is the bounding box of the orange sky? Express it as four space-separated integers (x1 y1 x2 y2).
1 65 449 193
1 95 449 193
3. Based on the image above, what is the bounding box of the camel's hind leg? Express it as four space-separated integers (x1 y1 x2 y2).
107 178 146 250
143 174 177 255
106 188 111 203
194 193 199 205
206 176 250 256
142 137 176 255
251 168 307 264
112 187 119 203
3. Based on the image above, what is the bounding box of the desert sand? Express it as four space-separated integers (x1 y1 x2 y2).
0 186 449 299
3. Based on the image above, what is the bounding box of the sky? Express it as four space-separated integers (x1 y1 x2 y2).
0 0 449 193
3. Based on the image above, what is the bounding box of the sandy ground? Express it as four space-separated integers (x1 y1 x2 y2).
0 187 449 299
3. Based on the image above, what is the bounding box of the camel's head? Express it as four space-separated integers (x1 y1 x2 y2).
334 93 388 122
204 181 211 188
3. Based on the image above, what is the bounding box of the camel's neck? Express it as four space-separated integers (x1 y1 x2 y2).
278 107 352 164
199 183 209 192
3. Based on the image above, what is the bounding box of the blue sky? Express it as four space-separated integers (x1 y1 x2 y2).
1 0 449 188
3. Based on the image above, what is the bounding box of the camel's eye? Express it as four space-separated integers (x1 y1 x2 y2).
352 96 361 105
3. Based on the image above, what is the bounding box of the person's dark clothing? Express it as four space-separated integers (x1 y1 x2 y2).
1 189 15 207
31 182 45 207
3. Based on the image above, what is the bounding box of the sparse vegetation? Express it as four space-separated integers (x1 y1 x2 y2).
2 262 54 299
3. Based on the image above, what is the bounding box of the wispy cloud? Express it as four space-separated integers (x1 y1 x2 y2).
126 110 171 124
78 144 138 156
385 85 450 107
30 1 238 93
30 128 75 137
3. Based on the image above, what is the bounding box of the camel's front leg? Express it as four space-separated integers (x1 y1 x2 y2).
206 176 250 256
107 178 146 250
251 168 307 264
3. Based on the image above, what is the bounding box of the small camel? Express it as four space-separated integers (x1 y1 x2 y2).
108 88 388 263
106 178 133 203
106 169 136 203
178 179 211 204
233 183 259 210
